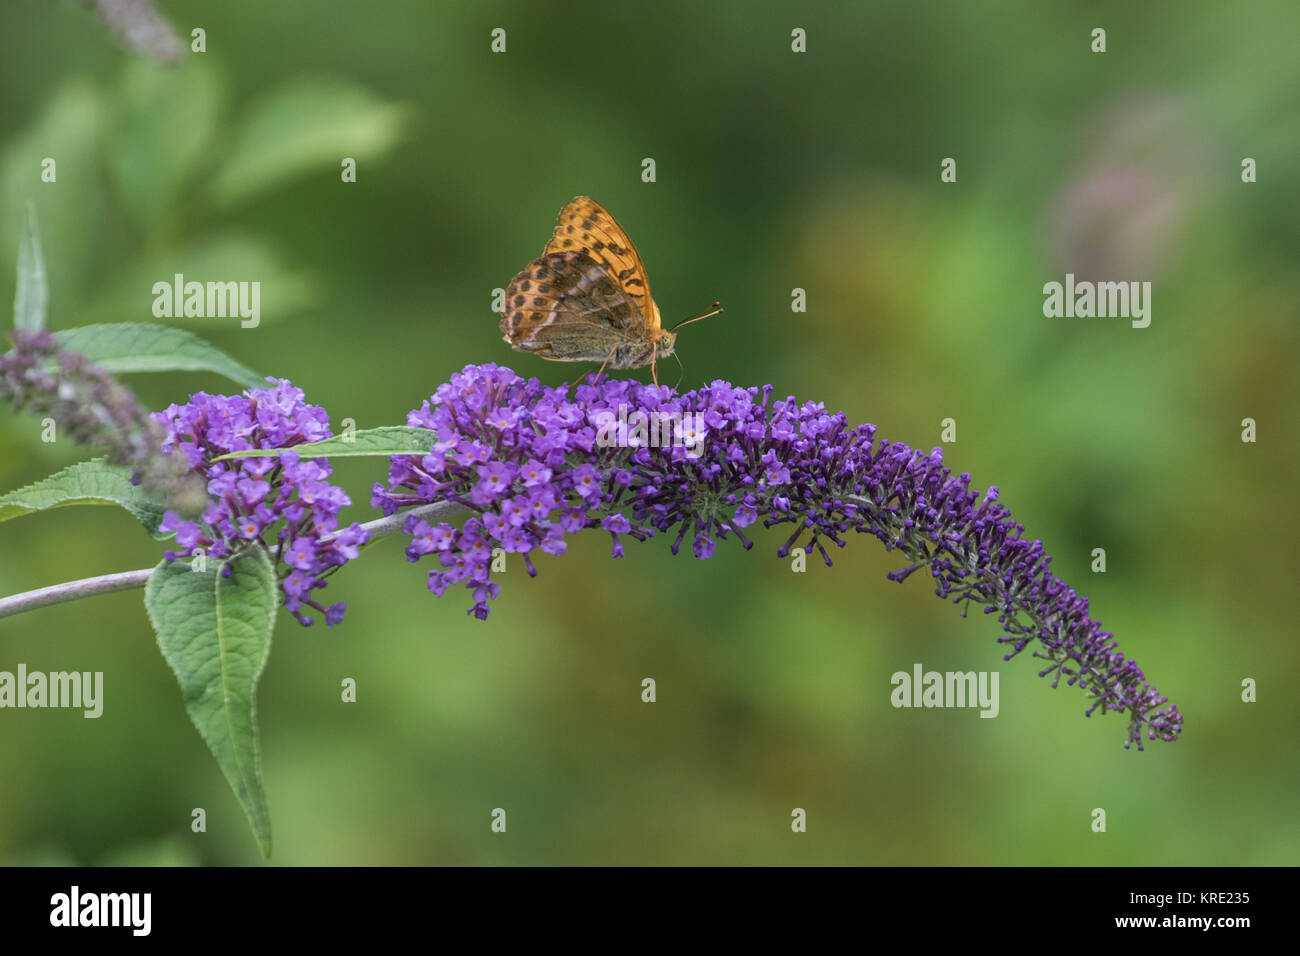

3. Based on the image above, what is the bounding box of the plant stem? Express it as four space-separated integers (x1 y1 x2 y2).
0 568 155 620
0 499 470 622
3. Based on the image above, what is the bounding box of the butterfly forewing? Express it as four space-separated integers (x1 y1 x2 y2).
542 197 661 335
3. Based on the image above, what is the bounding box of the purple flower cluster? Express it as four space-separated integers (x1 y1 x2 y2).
375 363 1182 749
155 379 369 627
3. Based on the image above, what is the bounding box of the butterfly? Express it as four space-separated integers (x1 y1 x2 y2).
498 196 721 385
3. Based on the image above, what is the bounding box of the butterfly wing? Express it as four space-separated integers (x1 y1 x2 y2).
543 197 663 336
499 250 646 362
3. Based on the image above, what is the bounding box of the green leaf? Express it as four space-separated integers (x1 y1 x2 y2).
0 458 169 537
209 78 407 206
1 80 105 308
13 202 47 332
52 322 264 388
145 549 277 858
107 59 223 230
214 426 437 461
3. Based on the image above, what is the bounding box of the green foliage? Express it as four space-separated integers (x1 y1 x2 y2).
0 458 169 537
209 79 408 206
53 322 264 387
214 426 437 461
106 60 222 231
145 550 278 858
0 80 104 307
13 203 47 332
0 63 407 330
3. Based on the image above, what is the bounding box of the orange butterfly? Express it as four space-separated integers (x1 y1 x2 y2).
498 197 721 385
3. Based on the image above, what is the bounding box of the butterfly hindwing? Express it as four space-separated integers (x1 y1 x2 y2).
499 250 644 362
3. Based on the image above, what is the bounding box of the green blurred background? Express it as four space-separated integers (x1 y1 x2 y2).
0 1 1296 865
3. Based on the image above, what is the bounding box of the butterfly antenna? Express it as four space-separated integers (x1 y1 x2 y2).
669 301 724 332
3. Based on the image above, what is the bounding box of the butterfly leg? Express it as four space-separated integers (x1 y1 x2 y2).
591 346 618 384
670 350 685 390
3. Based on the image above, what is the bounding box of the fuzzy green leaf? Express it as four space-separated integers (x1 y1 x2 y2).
0 458 169 536
13 202 48 332
52 322 264 388
145 549 277 858
213 426 436 461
